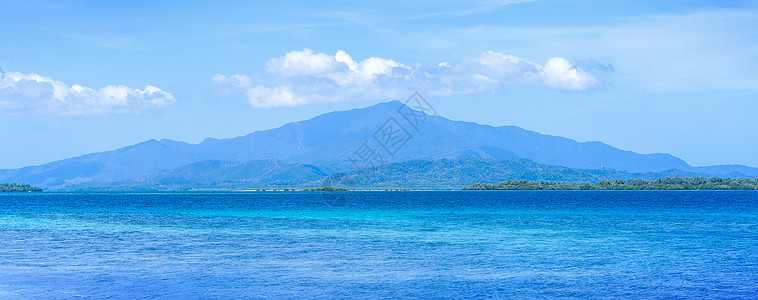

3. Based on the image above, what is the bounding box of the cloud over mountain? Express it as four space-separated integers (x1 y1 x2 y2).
0 72 175 115
213 49 603 108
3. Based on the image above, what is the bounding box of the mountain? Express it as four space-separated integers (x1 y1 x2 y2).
64 158 735 191
690 165 758 177
139 159 328 187
1 100 756 188
345 158 730 189
344 158 603 189
0 139 203 187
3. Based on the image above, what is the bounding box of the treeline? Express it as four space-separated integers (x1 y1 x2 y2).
462 177 758 190
0 183 43 192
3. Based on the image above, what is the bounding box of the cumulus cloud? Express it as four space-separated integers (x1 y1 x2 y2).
541 57 600 91
214 48 603 108
0 71 175 115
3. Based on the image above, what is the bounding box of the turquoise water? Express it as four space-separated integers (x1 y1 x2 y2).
1 191 757 299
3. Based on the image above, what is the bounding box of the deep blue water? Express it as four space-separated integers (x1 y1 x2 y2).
1 191 757 299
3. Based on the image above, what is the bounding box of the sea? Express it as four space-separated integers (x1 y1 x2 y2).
0 191 757 299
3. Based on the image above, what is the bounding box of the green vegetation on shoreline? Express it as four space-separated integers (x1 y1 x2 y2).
0 183 43 192
462 177 758 190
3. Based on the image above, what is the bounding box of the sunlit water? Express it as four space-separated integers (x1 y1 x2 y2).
1 191 757 299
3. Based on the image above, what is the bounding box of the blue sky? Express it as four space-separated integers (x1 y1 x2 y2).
1 0 757 169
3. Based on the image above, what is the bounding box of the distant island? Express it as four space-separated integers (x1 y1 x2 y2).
0 183 43 192
302 187 350 191
462 177 758 190
4 101 758 191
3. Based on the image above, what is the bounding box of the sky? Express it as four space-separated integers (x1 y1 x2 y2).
1 0 757 169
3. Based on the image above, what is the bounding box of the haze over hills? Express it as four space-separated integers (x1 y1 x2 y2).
1 100 756 189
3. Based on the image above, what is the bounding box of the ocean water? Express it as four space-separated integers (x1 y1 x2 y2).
0 191 757 299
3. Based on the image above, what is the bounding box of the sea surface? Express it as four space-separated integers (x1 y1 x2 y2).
1 191 757 299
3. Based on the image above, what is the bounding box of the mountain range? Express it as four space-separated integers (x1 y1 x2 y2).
2 100 756 190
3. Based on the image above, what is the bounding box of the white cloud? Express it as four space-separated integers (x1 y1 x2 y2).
265 48 344 76
401 8 758 93
213 48 602 108
0 72 175 115
541 57 600 91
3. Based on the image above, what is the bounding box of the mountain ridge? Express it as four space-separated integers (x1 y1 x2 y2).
61 157 752 191
1 100 755 188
